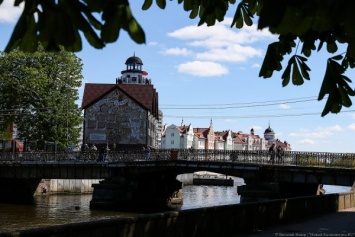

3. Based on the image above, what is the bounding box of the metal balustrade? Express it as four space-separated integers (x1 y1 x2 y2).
0 149 354 168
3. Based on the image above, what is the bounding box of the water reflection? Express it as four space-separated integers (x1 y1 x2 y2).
0 194 135 232
0 184 241 233
0 183 350 233
180 185 240 210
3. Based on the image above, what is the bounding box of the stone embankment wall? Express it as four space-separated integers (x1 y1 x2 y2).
5 191 355 237
34 179 101 195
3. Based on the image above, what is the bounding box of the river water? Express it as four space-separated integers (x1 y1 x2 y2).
0 181 351 233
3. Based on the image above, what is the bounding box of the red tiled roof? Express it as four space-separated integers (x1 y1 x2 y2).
193 128 209 138
233 136 244 144
215 131 230 140
276 139 289 148
177 124 193 134
81 83 159 118
82 84 115 108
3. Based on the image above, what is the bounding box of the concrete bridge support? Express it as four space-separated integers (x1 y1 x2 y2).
90 171 182 211
238 180 324 203
0 178 41 202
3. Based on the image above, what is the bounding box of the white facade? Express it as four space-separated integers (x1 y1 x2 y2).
161 125 181 149
223 130 233 150
183 126 194 149
161 124 195 149
161 123 290 151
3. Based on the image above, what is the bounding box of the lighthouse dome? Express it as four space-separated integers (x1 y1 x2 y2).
125 56 143 65
264 126 274 134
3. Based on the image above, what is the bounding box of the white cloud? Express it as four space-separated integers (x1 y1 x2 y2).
348 123 355 131
327 125 342 132
168 20 274 45
167 17 276 77
148 41 158 46
298 139 316 145
177 61 228 77
0 0 23 23
279 104 290 109
290 125 342 138
195 44 262 62
252 63 260 68
162 47 192 56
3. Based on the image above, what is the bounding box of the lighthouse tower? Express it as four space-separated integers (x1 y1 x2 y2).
116 54 151 85
264 123 276 145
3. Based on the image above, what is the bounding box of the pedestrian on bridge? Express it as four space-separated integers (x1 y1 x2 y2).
90 144 97 151
269 144 276 163
276 145 283 163
144 146 151 160
83 144 89 152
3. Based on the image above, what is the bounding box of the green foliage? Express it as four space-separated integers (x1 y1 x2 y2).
319 55 355 116
282 55 310 87
0 46 83 151
296 155 320 167
0 127 12 141
2 0 355 116
330 155 355 168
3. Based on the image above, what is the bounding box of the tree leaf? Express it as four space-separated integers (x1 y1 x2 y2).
259 42 283 78
326 39 338 53
281 56 294 87
142 0 153 10
296 56 310 80
156 0 166 9
122 6 146 44
291 58 304 86
232 3 244 28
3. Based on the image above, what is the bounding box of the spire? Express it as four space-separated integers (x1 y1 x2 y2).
181 118 184 126
209 119 213 129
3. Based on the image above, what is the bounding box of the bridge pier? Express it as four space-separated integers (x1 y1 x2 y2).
238 181 324 203
90 172 182 211
0 178 41 202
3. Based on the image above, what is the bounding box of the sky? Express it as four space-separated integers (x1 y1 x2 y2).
1 0 355 153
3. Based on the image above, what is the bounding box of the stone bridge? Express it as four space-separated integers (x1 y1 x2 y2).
0 149 354 210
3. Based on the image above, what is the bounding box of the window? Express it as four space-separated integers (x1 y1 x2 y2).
171 140 174 144
171 133 174 137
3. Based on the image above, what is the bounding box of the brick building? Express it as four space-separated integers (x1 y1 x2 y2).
81 55 160 150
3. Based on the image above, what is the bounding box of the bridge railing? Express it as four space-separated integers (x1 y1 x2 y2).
0 149 354 168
